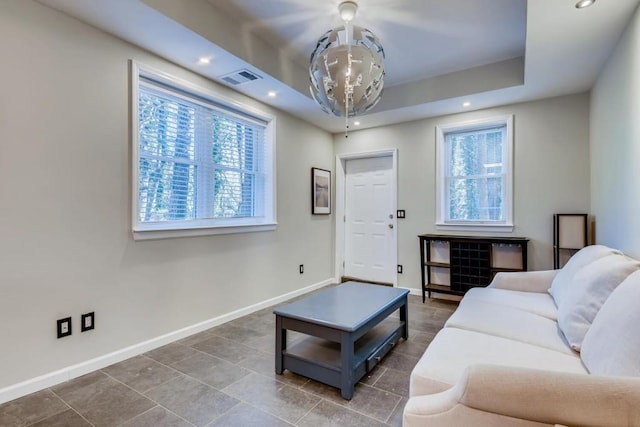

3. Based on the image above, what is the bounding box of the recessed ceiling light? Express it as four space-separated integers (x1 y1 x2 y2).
463 101 471 107
267 91 277 98
353 121 361 126
198 56 211 65
575 0 595 9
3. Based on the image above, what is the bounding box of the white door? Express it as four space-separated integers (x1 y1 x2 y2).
344 156 396 284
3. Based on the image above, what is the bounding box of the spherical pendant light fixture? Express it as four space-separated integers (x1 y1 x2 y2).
309 1 385 135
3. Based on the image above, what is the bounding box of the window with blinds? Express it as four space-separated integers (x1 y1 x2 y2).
132 63 276 239
436 115 513 231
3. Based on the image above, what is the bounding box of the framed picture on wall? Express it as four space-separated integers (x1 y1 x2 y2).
312 167 331 215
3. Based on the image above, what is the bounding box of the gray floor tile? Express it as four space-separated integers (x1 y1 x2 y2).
358 366 386 386
192 335 255 363
209 321 303 354
242 333 278 353
301 381 401 423
51 371 156 427
296 400 387 427
206 403 292 427
169 351 251 390
29 409 92 427
406 330 437 346
0 389 68 427
228 314 274 335
298 378 344 401
393 338 429 358
144 376 239 427
387 397 407 427
409 318 445 334
177 331 217 348
145 343 201 365
378 349 420 373
1 289 456 427
102 355 181 393
209 323 269 342
120 406 192 427
222 373 320 424
238 352 310 387
432 306 457 319
372 368 411 397
50 371 105 398
412 310 448 323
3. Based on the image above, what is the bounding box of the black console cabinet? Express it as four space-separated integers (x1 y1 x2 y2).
418 234 529 301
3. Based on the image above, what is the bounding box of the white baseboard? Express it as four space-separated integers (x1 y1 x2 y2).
0 278 336 405
401 286 422 297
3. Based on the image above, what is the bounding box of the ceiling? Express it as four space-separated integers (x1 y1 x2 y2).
210 0 527 87
37 0 640 134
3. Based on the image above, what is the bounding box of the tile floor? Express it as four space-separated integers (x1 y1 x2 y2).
0 290 457 427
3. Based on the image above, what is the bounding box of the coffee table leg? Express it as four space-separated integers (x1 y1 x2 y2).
275 315 286 374
400 296 409 340
340 332 355 400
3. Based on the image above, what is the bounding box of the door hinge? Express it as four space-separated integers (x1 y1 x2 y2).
342 261 345 268
343 215 346 222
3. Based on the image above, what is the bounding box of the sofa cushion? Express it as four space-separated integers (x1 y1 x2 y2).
463 287 558 320
549 245 621 308
445 298 574 355
581 270 640 376
410 328 587 397
557 254 640 352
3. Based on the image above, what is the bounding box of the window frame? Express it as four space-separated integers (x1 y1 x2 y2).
435 115 514 232
131 61 277 240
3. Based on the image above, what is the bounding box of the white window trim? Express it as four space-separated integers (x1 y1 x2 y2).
130 61 277 240
435 115 514 233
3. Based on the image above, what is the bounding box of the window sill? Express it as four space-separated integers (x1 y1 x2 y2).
435 222 514 233
133 223 277 241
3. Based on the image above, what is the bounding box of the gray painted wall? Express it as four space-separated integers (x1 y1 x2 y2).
591 4 640 259
0 1 334 389
334 94 591 293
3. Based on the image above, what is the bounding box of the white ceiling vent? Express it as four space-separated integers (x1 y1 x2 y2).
219 69 262 86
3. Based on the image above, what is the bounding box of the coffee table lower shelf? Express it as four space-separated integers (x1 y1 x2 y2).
282 320 404 392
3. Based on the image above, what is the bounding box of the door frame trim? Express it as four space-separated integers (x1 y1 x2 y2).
335 149 398 286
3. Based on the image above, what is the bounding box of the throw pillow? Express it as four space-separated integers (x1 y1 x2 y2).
549 245 621 308
556 253 640 351
581 269 640 376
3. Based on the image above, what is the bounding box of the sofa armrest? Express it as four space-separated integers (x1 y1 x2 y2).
487 270 557 293
405 364 640 427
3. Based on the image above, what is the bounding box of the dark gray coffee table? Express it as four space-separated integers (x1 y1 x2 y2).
274 282 409 399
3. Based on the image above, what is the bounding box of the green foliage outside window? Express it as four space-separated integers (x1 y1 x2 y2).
446 126 505 221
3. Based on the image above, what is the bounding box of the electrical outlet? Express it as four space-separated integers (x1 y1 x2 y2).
397 210 406 219
299 264 304 274
81 312 95 332
397 264 403 274
57 317 72 339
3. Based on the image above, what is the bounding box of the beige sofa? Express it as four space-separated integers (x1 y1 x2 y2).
404 245 640 427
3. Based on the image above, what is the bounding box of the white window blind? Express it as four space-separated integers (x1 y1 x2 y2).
132 63 275 239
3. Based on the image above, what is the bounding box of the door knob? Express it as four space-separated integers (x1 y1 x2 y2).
388 224 394 229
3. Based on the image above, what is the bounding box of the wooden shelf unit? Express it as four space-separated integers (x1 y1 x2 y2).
418 234 529 301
